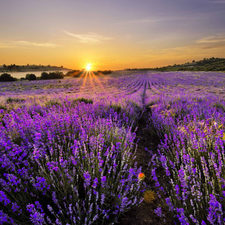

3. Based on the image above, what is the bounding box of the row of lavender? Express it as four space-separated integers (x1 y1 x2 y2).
148 94 225 223
1 71 225 102
1 71 225 224
111 71 225 224
0 98 144 225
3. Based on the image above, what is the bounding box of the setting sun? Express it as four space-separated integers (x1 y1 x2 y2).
86 63 92 71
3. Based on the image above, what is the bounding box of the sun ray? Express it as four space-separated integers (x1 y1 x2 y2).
89 71 97 95
81 70 88 91
91 71 107 93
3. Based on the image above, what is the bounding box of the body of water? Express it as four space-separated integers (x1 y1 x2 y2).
2 70 70 79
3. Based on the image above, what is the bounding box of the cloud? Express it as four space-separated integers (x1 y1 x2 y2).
163 34 225 52
122 18 161 24
115 15 193 26
197 35 225 43
162 41 225 54
115 18 166 26
14 41 60 48
0 40 60 48
164 43 225 52
200 42 225 49
64 31 113 44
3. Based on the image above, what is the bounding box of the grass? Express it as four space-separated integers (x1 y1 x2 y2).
6 97 25 103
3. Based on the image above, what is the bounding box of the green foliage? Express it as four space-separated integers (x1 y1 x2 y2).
26 74 37 80
0 103 144 225
65 70 80 76
97 70 113 75
40 72 48 79
6 97 25 103
0 73 17 82
1 64 68 72
149 98 225 223
0 104 6 110
125 57 225 72
71 98 93 104
214 102 225 112
45 100 62 108
41 71 64 80
110 104 122 113
73 71 84 77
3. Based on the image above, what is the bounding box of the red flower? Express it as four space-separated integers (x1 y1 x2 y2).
138 173 145 181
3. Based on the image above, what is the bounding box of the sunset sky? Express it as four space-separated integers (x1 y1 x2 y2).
0 0 225 70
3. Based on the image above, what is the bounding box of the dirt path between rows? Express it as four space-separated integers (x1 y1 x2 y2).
116 112 172 225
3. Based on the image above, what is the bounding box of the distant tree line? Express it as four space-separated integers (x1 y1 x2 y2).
2 64 44 72
1 64 65 72
0 71 64 82
3 64 20 70
125 57 225 72
40 72 64 79
97 70 112 74
65 70 80 77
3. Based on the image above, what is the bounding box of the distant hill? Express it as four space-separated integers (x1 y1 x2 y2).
0 64 71 72
125 57 225 72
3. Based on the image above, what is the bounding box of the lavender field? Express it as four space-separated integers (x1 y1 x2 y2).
1 71 225 225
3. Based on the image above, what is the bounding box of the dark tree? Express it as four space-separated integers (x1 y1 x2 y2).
41 72 48 79
40 71 64 80
0 73 15 82
26 74 36 80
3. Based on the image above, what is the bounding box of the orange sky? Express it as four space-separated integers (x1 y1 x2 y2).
0 0 225 70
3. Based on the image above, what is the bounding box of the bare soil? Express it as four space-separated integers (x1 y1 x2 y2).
116 113 173 225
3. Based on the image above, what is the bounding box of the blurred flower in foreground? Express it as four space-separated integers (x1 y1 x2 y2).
138 173 145 181
143 190 155 203
223 133 225 141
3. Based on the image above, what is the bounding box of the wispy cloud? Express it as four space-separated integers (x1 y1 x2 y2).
200 42 225 49
64 31 113 44
162 35 225 53
14 41 60 48
0 40 60 48
164 43 225 52
116 15 193 26
196 34 225 43
116 18 166 26
121 18 161 24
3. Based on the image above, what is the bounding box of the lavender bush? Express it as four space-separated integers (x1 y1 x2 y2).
149 97 225 224
0 100 144 225
2 71 225 224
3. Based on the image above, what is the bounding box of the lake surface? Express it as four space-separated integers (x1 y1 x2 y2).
2 70 70 79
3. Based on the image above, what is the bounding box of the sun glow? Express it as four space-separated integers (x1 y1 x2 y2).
86 63 92 71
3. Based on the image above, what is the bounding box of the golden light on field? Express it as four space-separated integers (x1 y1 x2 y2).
86 63 92 71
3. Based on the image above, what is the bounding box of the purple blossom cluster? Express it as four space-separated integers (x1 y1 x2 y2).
0 98 144 224
1 71 225 224
148 82 225 223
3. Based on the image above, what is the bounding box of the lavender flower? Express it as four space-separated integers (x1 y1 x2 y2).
154 207 165 218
